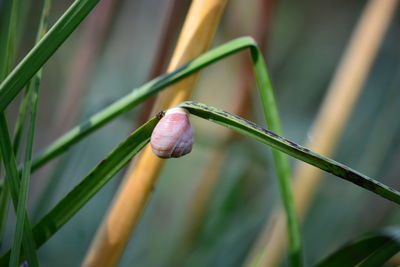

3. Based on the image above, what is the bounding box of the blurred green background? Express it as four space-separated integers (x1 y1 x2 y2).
1 0 400 266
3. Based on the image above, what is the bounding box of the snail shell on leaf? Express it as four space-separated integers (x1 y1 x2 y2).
150 107 194 158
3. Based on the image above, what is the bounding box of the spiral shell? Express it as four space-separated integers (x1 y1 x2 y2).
150 107 194 158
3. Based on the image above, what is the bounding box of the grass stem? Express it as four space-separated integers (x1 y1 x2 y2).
82 1 228 266
245 0 398 265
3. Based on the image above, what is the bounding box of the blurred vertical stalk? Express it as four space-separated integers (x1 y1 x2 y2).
137 0 188 125
13 0 42 157
0 0 18 79
0 0 40 265
0 0 21 247
174 0 276 262
245 0 398 266
83 0 227 266
49 0 117 139
32 0 118 219
10 0 51 264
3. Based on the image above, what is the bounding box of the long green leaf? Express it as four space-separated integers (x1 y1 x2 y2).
0 0 101 112
0 0 39 265
315 227 400 267
0 114 39 266
178 101 400 205
0 0 19 247
22 35 301 264
0 36 250 188
1 101 399 263
10 0 52 265
0 117 158 265
250 42 301 265
0 183 8 247
0 35 253 201
12 87 30 154
0 1 12 74
29 37 257 171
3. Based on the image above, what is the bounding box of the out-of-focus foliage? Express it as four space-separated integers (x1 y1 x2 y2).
1 0 400 266
316 227 400 267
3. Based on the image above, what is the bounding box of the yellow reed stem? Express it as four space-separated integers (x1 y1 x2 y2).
245 0 398 266
83 1 227 266
173 0 275 258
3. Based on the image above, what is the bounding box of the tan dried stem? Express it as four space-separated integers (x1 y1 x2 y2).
174 0 275 259
245 0 398 266
137 0 188 125
83 1 227 266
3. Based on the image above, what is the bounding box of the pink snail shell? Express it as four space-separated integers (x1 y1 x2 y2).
150 107 194 158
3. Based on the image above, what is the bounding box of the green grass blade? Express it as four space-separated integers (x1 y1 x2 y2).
315 227 400 267
0 37 256 189
0 0 18 81
1 98 398 263
28 37 256 173
26 37 302 265
0 182 9 248
251 46 302 265
9 114 33 267
9 0 51 265
0 0 101 112
179 101 400 205
0 1 12 74
0 114 39 266
0 0 39 265
0 0 20 247
358 241 400 267
0 117 158 265
12 87 30 155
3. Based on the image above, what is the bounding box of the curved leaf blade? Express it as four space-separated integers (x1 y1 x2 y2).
0 0 100 112
0 114 38 266
26 35 300 265
315 227 400 267
10 0 52 265
0 117 158 265
179 101 400 205
30 37 256 171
